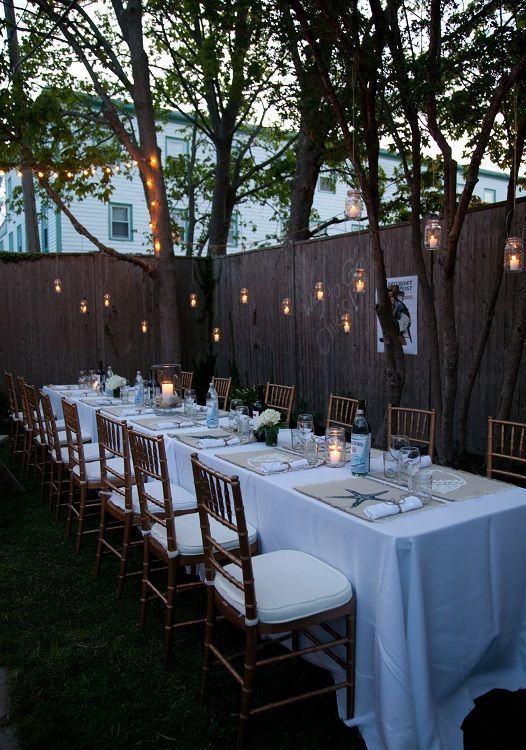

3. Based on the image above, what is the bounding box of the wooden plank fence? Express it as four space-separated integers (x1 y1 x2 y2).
1 197 524 455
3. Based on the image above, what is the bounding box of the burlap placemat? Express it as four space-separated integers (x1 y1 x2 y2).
293 476 443 521
369 466 512 502
217 447 323 475
176 429 252 448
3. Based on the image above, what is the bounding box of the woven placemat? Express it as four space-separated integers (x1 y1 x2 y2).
216 447 323 475
175 429 251 448
293 476 443 521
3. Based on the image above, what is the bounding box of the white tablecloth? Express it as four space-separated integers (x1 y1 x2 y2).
40 393 526 749
162 429 526 750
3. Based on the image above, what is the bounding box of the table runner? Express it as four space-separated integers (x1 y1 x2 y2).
294 476 443 521
217 447 323 475
369 465 511 502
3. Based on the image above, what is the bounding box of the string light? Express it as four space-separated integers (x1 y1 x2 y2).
80 298 88 314
140 319 149 333
212 327 221 342
53 278 62 294
340 312 352 333
154 240 161 254
103 293 111 308
189 292 198 308
314 281 325 301
240 288 249 304
282 297 292 315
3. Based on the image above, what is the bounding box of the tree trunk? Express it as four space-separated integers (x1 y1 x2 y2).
286 128 325 244
208 143 233 257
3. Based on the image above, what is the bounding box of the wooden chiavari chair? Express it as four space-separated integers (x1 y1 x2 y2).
180 371 194 396
387 405 436 459
326 394 362 432
128 428 245 663
4 372 24 464
486 417 526 483
23 382 55 500
17 376 33 477
191 453 355 750
212 376 232 410
264 382 296 426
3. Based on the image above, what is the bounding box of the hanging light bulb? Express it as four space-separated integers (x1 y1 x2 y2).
53 278 62 294
103 293 111 308
344 189 363 220
503 237 524 272
140 319 149 333
424 217 442 250
340 312 352 334
314 281 325 301
80 298 88 314
189 292 198 308
352 267 367 293
212 327 221 343
240 287 249 304
282 297 292 315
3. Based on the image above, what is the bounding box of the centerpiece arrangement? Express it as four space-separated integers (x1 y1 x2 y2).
254 408 282 447
151 363 182 415
105 374 127 398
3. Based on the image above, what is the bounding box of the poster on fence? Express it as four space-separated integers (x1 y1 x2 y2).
376 275 418 356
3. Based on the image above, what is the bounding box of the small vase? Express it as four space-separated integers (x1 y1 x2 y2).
113 387 120 399
265 427 278 447
255 429 266 443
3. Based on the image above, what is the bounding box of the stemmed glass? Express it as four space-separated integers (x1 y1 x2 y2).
389 434 410 461
297 414 314 458
399 446 421 492
229 399 244 432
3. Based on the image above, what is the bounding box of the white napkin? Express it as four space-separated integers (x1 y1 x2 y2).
369 453 432 474
121 409 140 416
363 494 422 520
260 458 309 474
197 437 241 448
157 421 177 429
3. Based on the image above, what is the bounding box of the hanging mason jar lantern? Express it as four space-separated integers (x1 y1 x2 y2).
103 293 111 308
503 237 524 273
189 292 198 308
79 298 88 314
282 297 292 315
352 267 367 293
53 278 62 294
140 319 149 333
314 281 325 301
212 327 221 343
340 311 352 333
344 188 363 220
424 218 442 250
240 287 249 304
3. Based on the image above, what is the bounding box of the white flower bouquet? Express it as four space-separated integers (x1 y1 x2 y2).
254 408 282 430
106 374 127 392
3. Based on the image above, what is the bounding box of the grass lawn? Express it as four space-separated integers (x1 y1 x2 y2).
0 444 367 750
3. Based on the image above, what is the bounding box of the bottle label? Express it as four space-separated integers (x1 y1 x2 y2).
206 400 219 427
350 434 371 474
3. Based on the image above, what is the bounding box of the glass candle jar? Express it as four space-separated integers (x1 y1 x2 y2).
151 363 182 414
325 426 346 468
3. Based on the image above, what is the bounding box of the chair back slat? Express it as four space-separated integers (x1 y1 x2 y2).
23 383 47 443
128 429 175 544
61 399 88 479
191 453 257 622
487 417 526 482
212 377 232 410
96 412 133 512
180 371 194 393
326 394 362 430
387 405 436 458
4 372 20 417
18 376 31 431
264 382 295 426
41 392 62 460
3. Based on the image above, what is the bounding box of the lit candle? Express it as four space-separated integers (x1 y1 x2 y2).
328 446 341 465
428 235 438 249
343 320 351 333
356 279 365 293
348 204 360 219
161 382 174 398
510 254 520 271
316 289 324 301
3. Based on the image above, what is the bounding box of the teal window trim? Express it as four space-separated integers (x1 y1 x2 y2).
16 224 22 252
108 202 133 242
8 231 14 251
165 135 189 161
55 208 62 253
318 175 337 193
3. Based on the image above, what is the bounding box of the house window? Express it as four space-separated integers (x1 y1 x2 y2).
172 209 188 244
483 188 496 204
8 231 14 251
16 224 22 252
319 176 336 193
41 215 49 253
165 137 188 161
228 212 239 248
6 176 13 199
109 203 132 240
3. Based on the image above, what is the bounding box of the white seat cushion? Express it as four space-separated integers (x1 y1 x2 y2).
108 481 196 515
55 419 66 430
72 456 133 482
150 514 257 558
53 443 102 463
215 549 353 625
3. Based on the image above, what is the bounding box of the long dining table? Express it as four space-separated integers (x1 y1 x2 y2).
45 385 526 750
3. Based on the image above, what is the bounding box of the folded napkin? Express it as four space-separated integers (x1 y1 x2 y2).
363 494 422 520
178 420 195 428
197 437 241 448
260 458 309 474
121 409 140 416
157 421 178 429
369 453 432 474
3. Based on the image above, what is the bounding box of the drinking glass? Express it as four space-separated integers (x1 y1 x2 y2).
184 389 197 417
238 415 252 444
399 446 421 491
229 399 244 432
235 405 249 432
389 434 410 462
297 414 314 446
184 388 196 404
303 437 318 466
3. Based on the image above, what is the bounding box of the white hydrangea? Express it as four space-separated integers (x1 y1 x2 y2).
255 408 282 429
106 374 127 390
